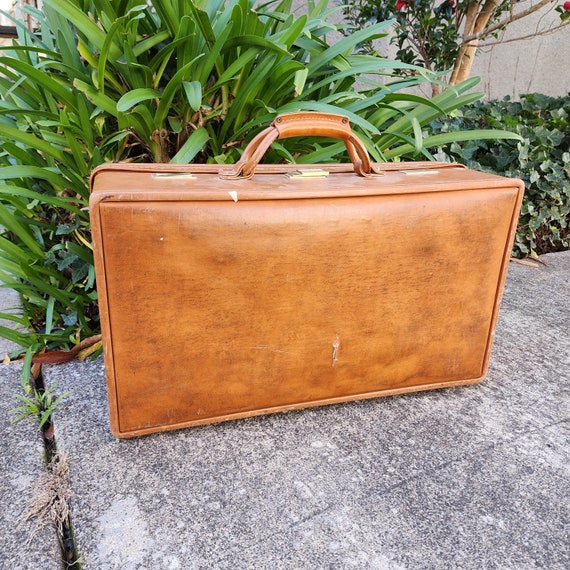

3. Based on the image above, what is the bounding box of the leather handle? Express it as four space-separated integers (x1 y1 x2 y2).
219 112 382 179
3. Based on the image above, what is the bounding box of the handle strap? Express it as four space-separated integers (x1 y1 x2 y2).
219 112 383 180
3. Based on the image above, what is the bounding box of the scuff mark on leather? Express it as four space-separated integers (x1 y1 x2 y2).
331 335 340 367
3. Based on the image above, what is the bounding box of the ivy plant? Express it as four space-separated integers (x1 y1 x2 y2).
432 93 570 257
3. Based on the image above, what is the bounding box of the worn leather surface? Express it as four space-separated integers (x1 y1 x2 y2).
90 160 523 437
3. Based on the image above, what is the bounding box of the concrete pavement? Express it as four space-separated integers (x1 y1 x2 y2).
1 252 569 569
0 286 60 569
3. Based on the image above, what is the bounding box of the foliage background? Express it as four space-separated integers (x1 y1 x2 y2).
0 0 520 355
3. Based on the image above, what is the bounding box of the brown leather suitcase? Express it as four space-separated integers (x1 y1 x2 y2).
90 112 524 438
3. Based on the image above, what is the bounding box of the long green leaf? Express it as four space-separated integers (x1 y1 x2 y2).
133 30 171 58
0 126 65 163
220 54 277 140
188 2 217 49
273 14 307 50
0 204 43 257
183 81 202 112
117 88 160 113
213 48 259 88
152 0 179 37
195 21 233 85
0 325 34 348
171 128 210 163
44 0 114 56
0 166 71 191
0 45 59 58
307 20 393 72
383 129 523 159
300 59 425 99
154 56 204 127
0 237 32 264
0 311 28 327
97 16 129 94
44 296 55 335
73 79 119 115
0 185 84 214
222 35 290 57
0 57 74 109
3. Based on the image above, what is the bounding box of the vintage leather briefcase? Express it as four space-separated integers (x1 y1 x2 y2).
90 112 524 437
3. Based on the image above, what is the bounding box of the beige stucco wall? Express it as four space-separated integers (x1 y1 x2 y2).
292 0 570 100
0 0 17 47
0 0 11 21
0 0 13 45
470 2 570 99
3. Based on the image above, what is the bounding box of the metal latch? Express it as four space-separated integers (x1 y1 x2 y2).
152 173 197 179
400 170 440 176
287 169 330 179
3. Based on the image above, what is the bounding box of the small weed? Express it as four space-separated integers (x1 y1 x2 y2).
11 384 68 431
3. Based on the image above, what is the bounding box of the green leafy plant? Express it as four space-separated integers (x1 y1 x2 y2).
11 385 68 431
431 93 570 257
0 0 520 357
9 347 64 432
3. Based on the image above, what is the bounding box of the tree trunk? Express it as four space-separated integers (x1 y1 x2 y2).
450 41 480 85
449 0 501 85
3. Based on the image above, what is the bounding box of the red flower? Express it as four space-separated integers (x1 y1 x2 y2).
396 0 409 10
564 1 570 10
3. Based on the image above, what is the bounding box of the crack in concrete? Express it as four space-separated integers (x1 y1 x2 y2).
32 365 82 569
212 504 335 565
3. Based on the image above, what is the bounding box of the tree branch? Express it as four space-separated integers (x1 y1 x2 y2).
450 0 501 84
463 0 555 42
478 18 570 46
